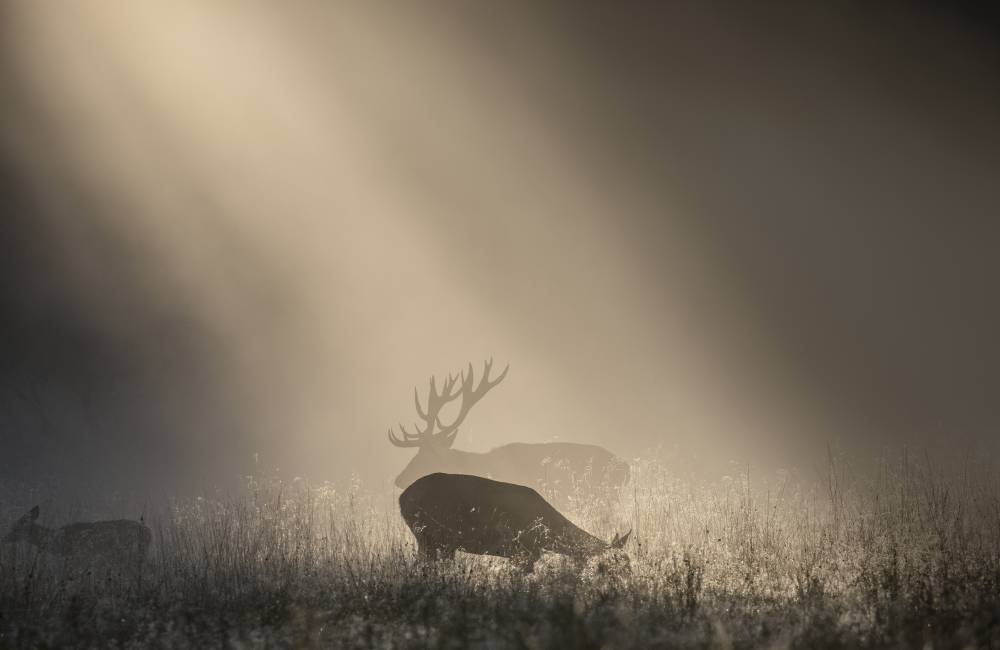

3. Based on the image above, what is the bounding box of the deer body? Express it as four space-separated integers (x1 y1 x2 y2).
399 472 629 571
395 441 630 496
388 360 630 499
4 506 151 566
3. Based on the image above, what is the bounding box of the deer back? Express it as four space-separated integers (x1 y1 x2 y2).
400 473 606 558
53 520 151 559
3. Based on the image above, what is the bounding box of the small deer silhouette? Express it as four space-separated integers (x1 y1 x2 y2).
3 505 151 570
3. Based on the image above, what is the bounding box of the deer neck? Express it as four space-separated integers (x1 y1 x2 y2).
551 522 607 559
442 447 491 473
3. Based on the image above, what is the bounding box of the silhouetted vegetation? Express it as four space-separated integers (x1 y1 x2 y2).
2 452 999 648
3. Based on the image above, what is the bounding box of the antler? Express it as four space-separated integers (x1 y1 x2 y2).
387 359 509 449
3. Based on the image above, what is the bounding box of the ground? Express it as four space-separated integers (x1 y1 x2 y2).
1 454 998 648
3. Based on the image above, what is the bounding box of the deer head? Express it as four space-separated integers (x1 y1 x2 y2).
3 505 41 544
593 529 633 576
388 359 508 488
610 529 632 550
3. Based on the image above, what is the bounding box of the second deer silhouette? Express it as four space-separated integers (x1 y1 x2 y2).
400 472 630 572
3 505 151 571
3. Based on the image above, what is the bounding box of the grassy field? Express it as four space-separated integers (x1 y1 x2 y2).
1 451 999 649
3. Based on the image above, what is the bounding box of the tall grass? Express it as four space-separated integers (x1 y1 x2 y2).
1 451 999 648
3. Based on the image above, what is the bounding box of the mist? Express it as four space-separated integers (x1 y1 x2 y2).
1 1 998 496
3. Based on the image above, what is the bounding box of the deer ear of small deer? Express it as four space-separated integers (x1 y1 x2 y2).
30 506 40 521
612 529 632 549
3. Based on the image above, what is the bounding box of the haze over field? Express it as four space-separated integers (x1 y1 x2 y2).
1 1 998 494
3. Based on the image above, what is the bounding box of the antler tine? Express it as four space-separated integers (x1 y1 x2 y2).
388 426 422 448
482 359 494 388
414 386 427 420
490 362 510 387
424 375 444 418
443 372 461 399
426 377 437 416
464 358 506 399
480 358 507 387
440 428 460 449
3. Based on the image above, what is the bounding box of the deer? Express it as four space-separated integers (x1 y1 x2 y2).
387 359 630 504
3 505 152 573
400 472 631 572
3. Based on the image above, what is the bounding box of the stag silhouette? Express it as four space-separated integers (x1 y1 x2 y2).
388 360 629 502
3 505 151 572
400 472 630 572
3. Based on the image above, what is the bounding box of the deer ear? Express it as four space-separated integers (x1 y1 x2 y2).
612 529 631 549
30 506 40 521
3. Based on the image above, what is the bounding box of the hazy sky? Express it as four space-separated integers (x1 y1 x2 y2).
1 1 998 493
